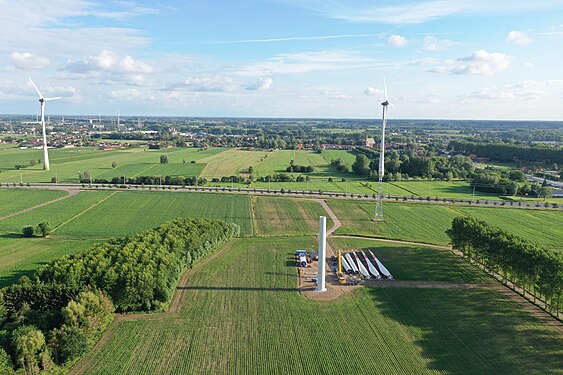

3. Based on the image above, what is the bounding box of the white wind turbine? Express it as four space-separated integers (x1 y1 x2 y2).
374 78 390 221
29 78 61 171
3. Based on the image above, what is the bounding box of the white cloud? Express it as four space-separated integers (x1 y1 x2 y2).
547 80 563 86
506 30 533 45
10 52 50 70
235 50 376 76
388 35 408 47
281 0 563 24
470 87 514 100
66 50 154 75
165 76 240 92
108 88 142 99
363 87 382 96
523 62 534 69
247 77 273 90
422 36 455 51
430 50 511 75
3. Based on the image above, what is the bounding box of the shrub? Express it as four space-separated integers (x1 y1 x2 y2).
22 226 34 237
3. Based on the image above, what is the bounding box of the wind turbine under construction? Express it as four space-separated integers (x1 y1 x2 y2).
29 77 61 171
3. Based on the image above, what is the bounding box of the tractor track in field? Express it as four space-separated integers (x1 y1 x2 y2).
0 189 80 221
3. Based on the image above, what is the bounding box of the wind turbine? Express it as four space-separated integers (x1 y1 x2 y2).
374 78 390 221
29 78 61 171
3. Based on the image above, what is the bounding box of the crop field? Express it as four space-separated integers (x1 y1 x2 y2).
199 149 269 178
0 188 66 217
320 149 359 168
0 191 253 238
0 191 254 283
329 237 489 282
329 200 563 250
0 146 226 183
0 237 100 288
252 196 333 236
55 191 253 238
72 236 563 374
252 149 337 178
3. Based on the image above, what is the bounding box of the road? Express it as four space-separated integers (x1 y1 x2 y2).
2 182 560 211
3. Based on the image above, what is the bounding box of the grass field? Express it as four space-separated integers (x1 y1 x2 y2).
0 145 555 203
252 196 333 236
329 237 489 282
199 149 269 178
0 190 254 285
0 146 227 183
329 200 563 250
0 237 101 288
71 236 563 374
0 188 66 217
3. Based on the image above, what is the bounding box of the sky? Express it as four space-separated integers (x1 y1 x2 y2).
1 0 562 119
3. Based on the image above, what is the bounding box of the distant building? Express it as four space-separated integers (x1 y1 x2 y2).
364 137 376 148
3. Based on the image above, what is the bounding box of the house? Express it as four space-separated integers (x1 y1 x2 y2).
364 137 376 148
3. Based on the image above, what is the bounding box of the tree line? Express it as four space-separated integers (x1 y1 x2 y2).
446 216 562 315
449 140 563 164
0 218 239 373
350 150 475 181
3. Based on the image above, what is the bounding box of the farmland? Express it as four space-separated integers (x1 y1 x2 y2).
329 200 563 250
252 196 333 236
0 190 253 286
0 145 557 203
71 236 563 374
0 188 66 217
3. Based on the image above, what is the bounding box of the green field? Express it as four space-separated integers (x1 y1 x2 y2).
0 190 254 286
0 146 226 183
330 237 488 282
71 236 563 374
199 149 269 178
329 200 563 250
0 237 101 288
252 196 333 236
0 145 556 203
0 188 66 217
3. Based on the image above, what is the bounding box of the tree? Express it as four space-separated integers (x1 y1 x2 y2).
22 226 35 237
352 154 371 176
160 155 169 164
12 325 47 374
537 187 553 201
111 162 117 168
248 166 253 174
0 348 13 374
37 222 51 238
51 325 88 364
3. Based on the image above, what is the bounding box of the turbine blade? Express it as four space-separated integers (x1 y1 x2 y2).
44 97 62 101
28 77 43 98
383 77 388 102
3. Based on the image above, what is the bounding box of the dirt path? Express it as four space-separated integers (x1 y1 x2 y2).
0 189 80 221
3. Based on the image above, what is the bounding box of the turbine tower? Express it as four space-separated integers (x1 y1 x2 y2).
29 78 61 171
374 79 390 221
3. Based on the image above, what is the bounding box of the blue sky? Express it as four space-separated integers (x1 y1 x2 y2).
1 0 562 119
